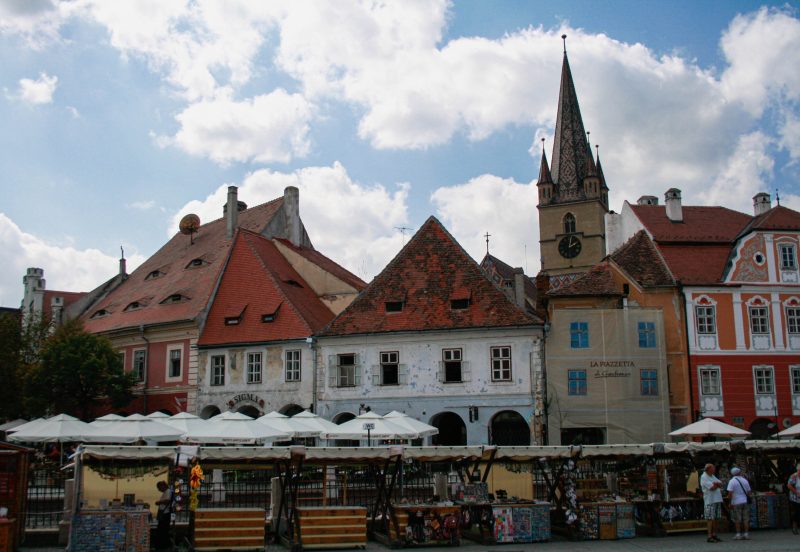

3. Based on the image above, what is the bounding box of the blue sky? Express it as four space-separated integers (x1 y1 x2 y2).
1 1 799 306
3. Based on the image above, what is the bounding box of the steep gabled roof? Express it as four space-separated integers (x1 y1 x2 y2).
481 253 538 304
738 205 800 236
630 204 751 243
199 230 335 347
82 198 284 333
42 290 86 321
274 238 367 290
610 231 675 287
659 244 738 285
547 262 620 297
320 217 542 336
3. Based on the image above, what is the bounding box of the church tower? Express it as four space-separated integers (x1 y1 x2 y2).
537 36 608 281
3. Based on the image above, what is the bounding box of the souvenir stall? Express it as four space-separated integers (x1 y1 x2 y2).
0 442 31 552
740 441 800 531
68 446 177 552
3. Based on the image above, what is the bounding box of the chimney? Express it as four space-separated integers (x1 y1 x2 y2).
283 186 301 246
637 195 658 205
225 186 238 239
753 192 771 216
119 247 127 276
513 268 527 310
664 188 683 222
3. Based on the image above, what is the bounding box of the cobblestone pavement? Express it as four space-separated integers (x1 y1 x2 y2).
19 529 800 552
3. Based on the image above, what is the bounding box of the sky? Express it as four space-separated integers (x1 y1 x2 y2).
1 0 800 306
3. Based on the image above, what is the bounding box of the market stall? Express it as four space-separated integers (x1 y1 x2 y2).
0 442 31 552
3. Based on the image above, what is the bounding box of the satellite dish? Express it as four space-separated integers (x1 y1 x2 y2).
179 213 200 243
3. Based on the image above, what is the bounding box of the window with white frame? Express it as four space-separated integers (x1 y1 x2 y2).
700 367 721 395
168 347 182 379
379 351 399 385
490 346 512 381
247 352 262 384
791 366 800 395
211 355 225 386
754 366 774 394
442 348 463 383
133 349 146 382
787 306 800 335
335 354 359 387
749 306 770 334
779 243 798 270
638 322 656 348
285 350 301 382
695 305 716 334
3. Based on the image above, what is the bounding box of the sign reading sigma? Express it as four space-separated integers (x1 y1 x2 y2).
590 360 635 379
228 393 265 408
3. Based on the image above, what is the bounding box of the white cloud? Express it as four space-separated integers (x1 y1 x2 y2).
170 162 409 282
16 72 58 104
66 105 80 118
128 200 156 211
0 0 66 47
167 89 313 164
0 213 145 306
432 175 539 272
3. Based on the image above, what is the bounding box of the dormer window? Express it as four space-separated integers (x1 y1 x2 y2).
451 298 470 310
161 294 187 304
224 317 240 326
450 288 471 310
385 301 404 313
283 279 303 288
91 309 110 319
261 303 281 323
145 269 165 280
124 301 142 312
185 258 208 269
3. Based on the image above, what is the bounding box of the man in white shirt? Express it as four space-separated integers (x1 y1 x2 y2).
726 467 752 540
700 463 724 543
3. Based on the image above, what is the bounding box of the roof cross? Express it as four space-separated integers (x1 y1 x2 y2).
484 231 491 254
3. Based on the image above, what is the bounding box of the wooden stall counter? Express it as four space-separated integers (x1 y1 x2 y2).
194 508 265 551
295 506 367 550
0 519 15 552
388 504 461 547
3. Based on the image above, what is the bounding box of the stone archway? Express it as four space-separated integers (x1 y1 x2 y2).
430 412 467 446
748 418 776 440
280 404 305 417
237 405 262 418
200 405 221 420
490 410 530 446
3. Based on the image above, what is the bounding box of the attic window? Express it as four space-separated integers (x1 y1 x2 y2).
185 258 207 269
124 301 143 312
161 294 187 304
385 301 404 313
262 303 281 323
224 317 240 326
283 279 303 288
91 309 110 319
145 270 164 280
451 298 470 310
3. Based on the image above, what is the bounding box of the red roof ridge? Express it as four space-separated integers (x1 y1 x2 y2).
273 237 367 290
547 261 620 297
609 230 676 287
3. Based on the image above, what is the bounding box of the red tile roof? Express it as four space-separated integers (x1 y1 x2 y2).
42 290 87 321
657 244 734 285
547 262 621 297
320 217 542 336
610 231 675 287
274 238 367 290
199 230 336 346
740 205 800 235
82 199 284 333
631 204 751 243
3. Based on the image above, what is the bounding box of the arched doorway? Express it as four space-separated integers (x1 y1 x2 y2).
158 408 173 416
748 418 776 440
237 405 262 418
332 412 357 446
490 411 530 446
200 405 221 420
430 412 467 446
280 404 305 417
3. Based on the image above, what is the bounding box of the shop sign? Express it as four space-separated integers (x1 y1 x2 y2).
228 393 265 408
590 360 635 378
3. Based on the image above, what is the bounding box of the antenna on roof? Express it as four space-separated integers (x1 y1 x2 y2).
776 188 781 206
179 213 201 245
120 246 124 259
395 226 412 246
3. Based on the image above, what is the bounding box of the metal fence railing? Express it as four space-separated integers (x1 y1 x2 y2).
26 463 67 529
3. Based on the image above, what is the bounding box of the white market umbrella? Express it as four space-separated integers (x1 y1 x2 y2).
161 412 212 435
323 411 419 441
87 413 184 443
257 411 321 438
291 410 340 434
0 419 28 433
6 417 47 434
775 422 800 439
383 411 439 438
146 411 171 419
186 411 290 444
669 418 751 439
8 414 98 443
88 413 125 428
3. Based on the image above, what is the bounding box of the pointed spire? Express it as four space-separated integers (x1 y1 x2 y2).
537 138 553 184
550 35 595 198
596 145 608 191
585 131 597 176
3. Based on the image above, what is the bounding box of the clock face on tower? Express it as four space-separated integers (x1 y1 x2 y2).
558 235 582 259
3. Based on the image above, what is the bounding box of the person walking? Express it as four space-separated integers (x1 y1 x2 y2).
700 463 724 542
154 480 173 550
726 467 752 540
789 463 800 535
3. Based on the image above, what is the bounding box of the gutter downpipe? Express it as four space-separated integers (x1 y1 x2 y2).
308 336 318 414
679 284 696 423
140 324 150 414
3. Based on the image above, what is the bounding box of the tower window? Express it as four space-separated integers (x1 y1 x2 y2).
563 213 576 234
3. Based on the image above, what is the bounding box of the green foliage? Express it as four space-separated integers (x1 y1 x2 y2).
0 311 23 420
25 319 135 419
